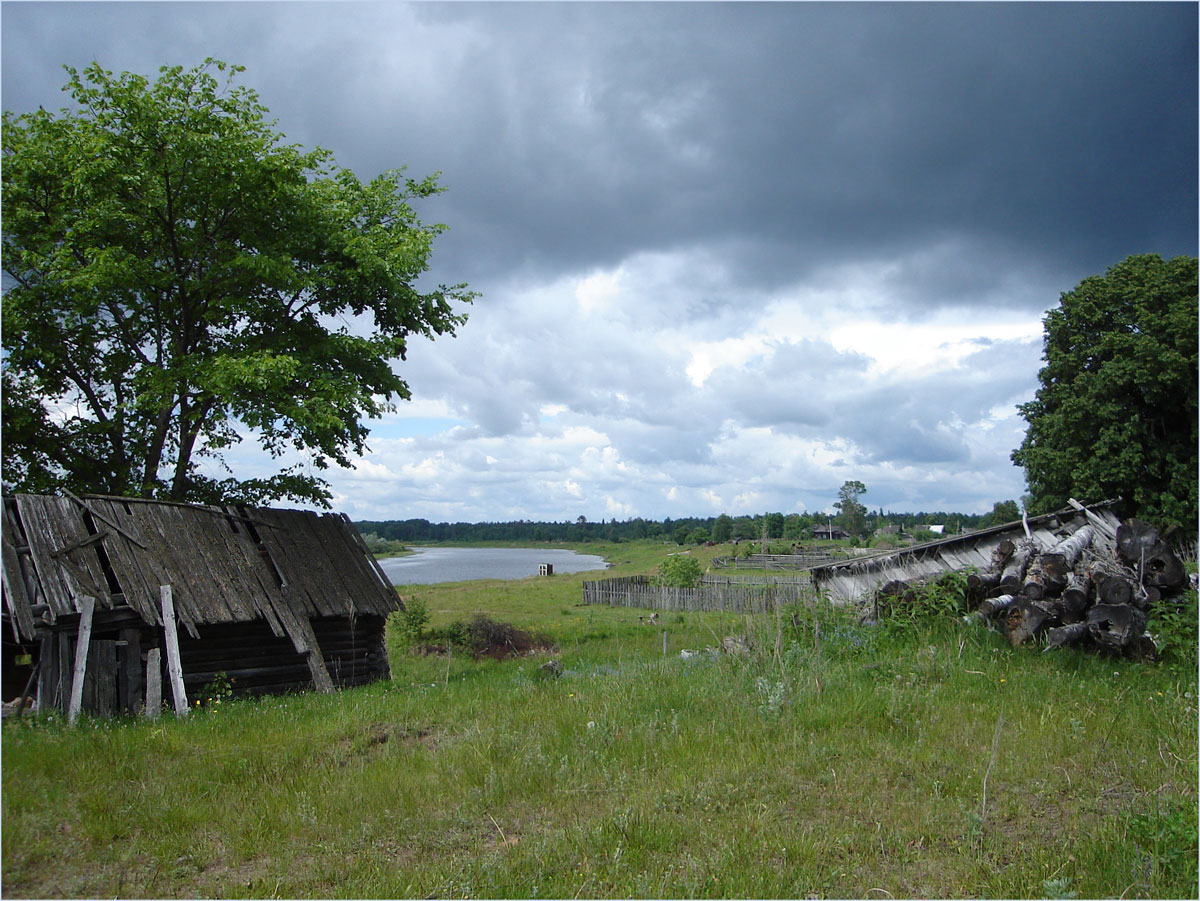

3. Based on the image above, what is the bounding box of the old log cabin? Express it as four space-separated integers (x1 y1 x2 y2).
2 493 400 717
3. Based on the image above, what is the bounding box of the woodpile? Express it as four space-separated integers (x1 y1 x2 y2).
965 517 1189 659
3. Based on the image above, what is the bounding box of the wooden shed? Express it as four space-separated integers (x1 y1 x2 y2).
2 493 401 717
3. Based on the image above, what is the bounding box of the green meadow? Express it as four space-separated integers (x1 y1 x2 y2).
3 540 1196 899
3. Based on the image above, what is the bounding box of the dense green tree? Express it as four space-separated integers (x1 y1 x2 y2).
983 499 1021 527
1012 254 1197 530
2 60 473 505
764 512 785 539
711 514 732 543
834 480 868 537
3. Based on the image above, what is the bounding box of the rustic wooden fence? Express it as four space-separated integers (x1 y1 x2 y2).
581 574 814 613
711 553 842 570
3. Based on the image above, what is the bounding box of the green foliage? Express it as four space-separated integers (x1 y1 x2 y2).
1012 254 1197 529
1121 798 1199 893
358 532 409 557
1147 590 1198 674
394 597 430 645
656 554 703 588
835 480 868 537
1 60 473 504
983 499 1021 528
876 571 968 637
199 672 234 707
711 514 732 543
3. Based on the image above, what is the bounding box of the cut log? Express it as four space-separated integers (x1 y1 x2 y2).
1051 525 1094 569
1061 572 1092 614
1086 603 1148 655
1141 542 1187 593
975 593 1017 620
1127 631 1159 663
989 539 1015 572
1044 621 1089 650
966 572 1002 608
1097 575 1134 607
1007 598 1062 647
998 542 1037 592
1116 519 1161 566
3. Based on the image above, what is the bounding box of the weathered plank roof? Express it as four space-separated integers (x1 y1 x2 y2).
808 501 1122 603
2 494 399 643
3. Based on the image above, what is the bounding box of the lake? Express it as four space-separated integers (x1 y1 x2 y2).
376 546 610 585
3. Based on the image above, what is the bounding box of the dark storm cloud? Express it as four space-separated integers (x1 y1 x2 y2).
3 2 1193 520
5 3 1193 307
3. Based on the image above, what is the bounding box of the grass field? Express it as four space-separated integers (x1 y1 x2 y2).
3 540 1196 899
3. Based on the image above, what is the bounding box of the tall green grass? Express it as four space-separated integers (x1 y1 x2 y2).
3 540 1196 899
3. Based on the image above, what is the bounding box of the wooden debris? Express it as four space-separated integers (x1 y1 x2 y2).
966 512 1187 660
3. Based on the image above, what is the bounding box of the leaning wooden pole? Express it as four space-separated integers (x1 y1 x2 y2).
160 585 189 716
67 595 96 724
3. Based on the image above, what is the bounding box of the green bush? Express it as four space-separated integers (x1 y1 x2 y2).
656 555 703 588
395 596 430 644
1148 589 1198 673
875 571 967 637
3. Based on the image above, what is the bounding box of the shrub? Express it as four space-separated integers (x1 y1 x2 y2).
656 555 703 588
395 596 430 644
875 571 967 637
1148 589 1198 673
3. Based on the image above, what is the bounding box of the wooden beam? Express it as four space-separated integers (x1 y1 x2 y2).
67 595 96 724
160 585 189 716
119 627 142 713
62 490 148 548
145 647 162 718
49 529 111 558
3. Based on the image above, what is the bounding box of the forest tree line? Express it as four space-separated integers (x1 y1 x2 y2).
354 505 1018 547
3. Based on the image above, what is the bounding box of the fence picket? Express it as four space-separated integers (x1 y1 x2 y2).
581 574 814 613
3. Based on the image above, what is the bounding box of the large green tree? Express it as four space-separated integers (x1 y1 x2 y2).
834 480 867 537
1012 254 1197 530
2 60 473 505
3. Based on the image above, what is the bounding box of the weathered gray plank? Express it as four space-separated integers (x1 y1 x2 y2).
16 496 98 615
67 595 96 724
145 647 162 718
160 585 189 716
2 512 37 641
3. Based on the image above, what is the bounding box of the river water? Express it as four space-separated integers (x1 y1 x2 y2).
376 546 609 585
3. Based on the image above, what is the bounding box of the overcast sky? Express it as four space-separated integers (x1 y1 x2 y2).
3 2 1196 523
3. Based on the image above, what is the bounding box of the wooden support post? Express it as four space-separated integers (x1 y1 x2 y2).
160 585 189 716
67 595 96 724
57 632 71 711
119 628 142 714
145 648 162 718
37 636 56 712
